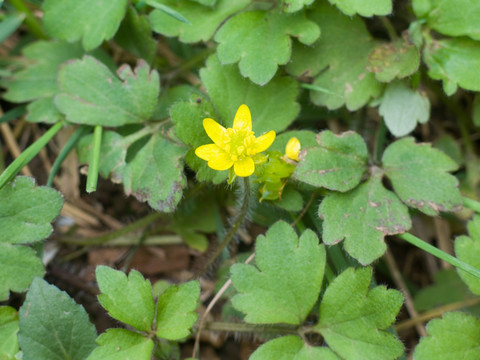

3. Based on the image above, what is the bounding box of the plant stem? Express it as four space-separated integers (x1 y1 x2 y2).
47 125 90 187
198 177 251 276
86 125 102 193
202 321 299 336
380 16 398 41
463 196 480 213
8 0 48 39
0 122 63 189
398 232 480 279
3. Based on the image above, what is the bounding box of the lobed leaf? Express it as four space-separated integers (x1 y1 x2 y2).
18 278 97 360
215 10 320 85
96 266 155 332
413 312 480 360
43 0 128 51
382 137 462 216
329 0 392 16
123 133 186 213
87 329 153 360
200 55 300 134
231 221 326 325
250 336 341 360
319 172 411 265
56 56 160 126
455 215 480 295
294 130 368 192
378 80 430 137
423 37 480 95
315 267 404 360
156 281 200 340
281 0 315 13
288 3 382 110
0 243 44 301
0 176 63 244
149 0 250 43
0 306 19 357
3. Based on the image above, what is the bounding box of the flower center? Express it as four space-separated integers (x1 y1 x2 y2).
223 128 256 162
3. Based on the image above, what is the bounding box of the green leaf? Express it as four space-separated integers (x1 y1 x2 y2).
378 81 430 137
115 7 157 64
319 172 411 265
0 307 19 357
0 13 25 44
315 267 404 360
189 0 217 6
423 37 480 95
287 3 382 110
147 0 191 24
455 215 480 296
414 269 478 312
96 266 155 332
87 329 153 360
0 176 63 244
250 336 341 360
156 281 200 340
149 0 250 43
123 133 186 212
43 0 128 51
1 41 85 124
433 135 463 167
268 130 317 153
412 0 480 41
56 56 160 126
0 243 44 301
231 221 326 325
367 37 420 82
473 94 480 127
328 0 392 16
18 278 97 360
200 55 300 134
281 0 315 13
414 312 480 360
215 10 320 85
294 130 368 192
382 137 462 216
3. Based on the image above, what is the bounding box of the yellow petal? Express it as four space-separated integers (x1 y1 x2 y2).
195 144 223 161
233 104 252 131
208 154 234 171
234 157 255 177
285 137 301 161
251 130 276 154
203 118 227 146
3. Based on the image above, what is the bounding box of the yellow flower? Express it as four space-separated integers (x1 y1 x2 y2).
195 104 276 177
285 137 301 161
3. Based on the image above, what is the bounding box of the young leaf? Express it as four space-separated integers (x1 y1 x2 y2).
250 336 341 360
18 277 97 360
200 55 300 134
382 137 462 216
123 133 186 213
319 172 411 265
231 221 326 325
0 306 19 357
56 56 160 126
96 266 155 332
149 0 250 43
455 215 480 295
156 281 200 340
414 312 480 360
43 0 128 51
87 329 154 360
215 10 320 85
0 243 44 301
115 6 157 64
378 81 430 137
293 130 368 192
367 37 420 82
315 267 404 360
328 0 392 16
0 176 63 244
281 0 315 13
1 41 84 123
412 0 480 40
287 3 382 110
423 37 480 95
